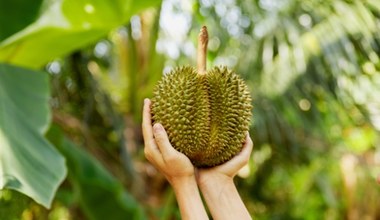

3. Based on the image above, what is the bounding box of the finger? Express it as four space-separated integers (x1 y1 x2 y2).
145 154 164 170
144 142 164 166
239 134 253 163
153 123 177 159
241 133 253 157
142 99 164 165
226 133 253 169
142 98 154 143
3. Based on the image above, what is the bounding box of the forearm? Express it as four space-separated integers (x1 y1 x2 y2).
200 179 251 220
172 177 209 220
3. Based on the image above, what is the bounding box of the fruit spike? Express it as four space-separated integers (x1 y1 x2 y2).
151 26 252 167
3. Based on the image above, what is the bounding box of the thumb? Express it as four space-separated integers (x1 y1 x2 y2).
153 123 174 157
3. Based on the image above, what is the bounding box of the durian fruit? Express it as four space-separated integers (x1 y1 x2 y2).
151 27 252 167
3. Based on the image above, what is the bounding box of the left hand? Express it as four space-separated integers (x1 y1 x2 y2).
142 98 195 187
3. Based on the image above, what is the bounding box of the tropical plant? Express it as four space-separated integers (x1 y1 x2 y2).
0 0 161 219
1 0 380 219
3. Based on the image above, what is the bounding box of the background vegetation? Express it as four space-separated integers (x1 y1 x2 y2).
1 0 380 219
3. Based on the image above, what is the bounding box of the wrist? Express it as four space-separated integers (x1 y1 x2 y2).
170 174 197 191
197 176 251 220
197 172 234 191
170 175 209 220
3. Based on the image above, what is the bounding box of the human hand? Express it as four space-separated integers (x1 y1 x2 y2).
196 133 253 188
195 134 253 220
142 98 209 219
142 98 195 187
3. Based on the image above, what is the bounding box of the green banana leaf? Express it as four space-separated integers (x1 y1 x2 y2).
0 0 43 41
0 0 162 69
0 0 161 209
0 63 67 208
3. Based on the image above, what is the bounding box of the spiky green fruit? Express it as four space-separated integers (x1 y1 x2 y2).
151 66 252 167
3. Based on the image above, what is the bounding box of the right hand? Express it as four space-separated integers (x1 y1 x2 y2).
195 133 253 187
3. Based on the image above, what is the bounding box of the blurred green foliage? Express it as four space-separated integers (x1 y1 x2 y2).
1 0 380 219
0 64 66 208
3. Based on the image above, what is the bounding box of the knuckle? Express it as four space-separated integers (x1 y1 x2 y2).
144 147 150 156
144 148 153 160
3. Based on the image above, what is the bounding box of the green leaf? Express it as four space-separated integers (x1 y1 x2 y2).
0 63 67 208
0 0 43 41
0 0 162 69
47 126 146 220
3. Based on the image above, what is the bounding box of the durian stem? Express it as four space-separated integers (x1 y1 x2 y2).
197 26 208 75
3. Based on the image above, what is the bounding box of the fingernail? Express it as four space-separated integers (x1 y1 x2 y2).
144 98 149 105
153 123 163 132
